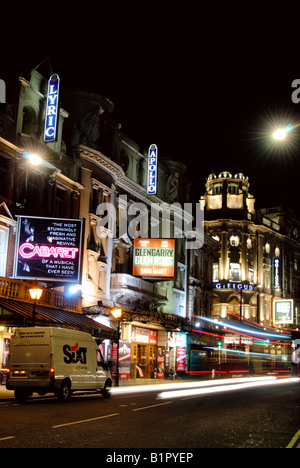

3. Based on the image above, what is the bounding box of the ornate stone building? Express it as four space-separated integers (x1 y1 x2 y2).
199 171 297 373
62 89 216 378
0 63 216 380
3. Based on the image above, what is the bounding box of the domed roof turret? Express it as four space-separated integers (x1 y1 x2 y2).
218 171 232 179
234 173 248 182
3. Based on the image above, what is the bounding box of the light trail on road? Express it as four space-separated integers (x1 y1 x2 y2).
110 376 278 396
156 377 300 400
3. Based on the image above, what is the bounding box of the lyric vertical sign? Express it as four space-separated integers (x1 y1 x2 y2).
147 144 158 194
13 216 83 283
44 74 60 142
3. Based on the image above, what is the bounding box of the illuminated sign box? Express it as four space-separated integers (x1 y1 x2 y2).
273 299 294 325
215 281 254 291
147 144 158 194
133 238 175 278
44 74 60 142
13 216 83 283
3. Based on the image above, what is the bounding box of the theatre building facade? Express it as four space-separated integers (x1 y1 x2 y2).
199 172 298 373
0 63 297 382
0 63 217 382
62 89 216 380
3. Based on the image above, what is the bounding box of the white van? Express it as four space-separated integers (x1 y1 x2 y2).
6 327 112 402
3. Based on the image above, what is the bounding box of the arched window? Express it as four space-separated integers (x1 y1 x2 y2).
22 106 37 135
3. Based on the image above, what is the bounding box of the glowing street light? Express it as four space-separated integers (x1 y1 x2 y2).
272 128 288 140
23 152 42 165
29 287 43 327
29 288 43 301
110 307 123 386
272 124 295 141
28 153 42 165
110 307 122 320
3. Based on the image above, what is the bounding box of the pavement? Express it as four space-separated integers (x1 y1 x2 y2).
1 373 297 401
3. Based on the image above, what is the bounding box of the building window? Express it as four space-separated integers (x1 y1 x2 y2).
294 258 298 271
228 183 239 194
55 187 70 218
264 266 271 289
230 263 241 281
22 106 37 135
213 184 222 195
249 266 254 283
0 155 9 201
213 263 219 282
230 235 240 247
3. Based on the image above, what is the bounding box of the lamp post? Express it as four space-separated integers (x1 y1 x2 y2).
110 307 122 387
29 287 43 327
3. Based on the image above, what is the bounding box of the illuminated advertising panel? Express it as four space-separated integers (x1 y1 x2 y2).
147 144 158 194
44 74 60 142
176 347 186 372
273 299 294 325
133 238 175 278
13 216 83 283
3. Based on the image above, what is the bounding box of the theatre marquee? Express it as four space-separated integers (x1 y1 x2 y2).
13 216 83 283
133 238 175 278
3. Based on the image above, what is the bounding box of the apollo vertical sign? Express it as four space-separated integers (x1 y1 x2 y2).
147 144 158 194
44 74 60 142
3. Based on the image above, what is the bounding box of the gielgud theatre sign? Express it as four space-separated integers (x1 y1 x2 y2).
13 216 84 283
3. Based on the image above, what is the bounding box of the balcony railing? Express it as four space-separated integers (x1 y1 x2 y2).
0 277 82 313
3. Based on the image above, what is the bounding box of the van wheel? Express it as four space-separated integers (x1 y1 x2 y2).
101 381 111 399
58 381 71 402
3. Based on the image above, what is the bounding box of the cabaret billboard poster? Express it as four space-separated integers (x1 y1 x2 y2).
13 216 84 283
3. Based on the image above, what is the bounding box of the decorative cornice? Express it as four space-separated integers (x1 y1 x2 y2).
80 144 158 205
79 145 193 222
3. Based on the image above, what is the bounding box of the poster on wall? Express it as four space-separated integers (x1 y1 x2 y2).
131 326 158 345
156 347 165 378
273 299 294 324
133 238 175 278
13 216 83 283
111 342 118 380
176 347 186 372
119 342 131 379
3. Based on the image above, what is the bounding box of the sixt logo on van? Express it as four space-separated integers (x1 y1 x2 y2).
63 343 87 364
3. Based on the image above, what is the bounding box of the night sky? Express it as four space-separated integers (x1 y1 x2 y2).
2 9 300 215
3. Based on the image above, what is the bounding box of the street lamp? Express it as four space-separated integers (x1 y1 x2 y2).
272 124 294 141
29 287 43 327
110 307 123 387
23 152 42 166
